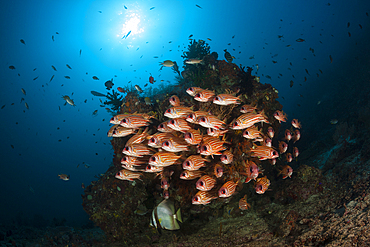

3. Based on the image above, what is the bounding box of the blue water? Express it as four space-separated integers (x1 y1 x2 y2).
0 0 369 227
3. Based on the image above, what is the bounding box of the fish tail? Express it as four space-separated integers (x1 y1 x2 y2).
176 208 182 223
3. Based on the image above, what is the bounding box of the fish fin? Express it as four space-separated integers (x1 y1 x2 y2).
244 177 252 183
176 208 182 223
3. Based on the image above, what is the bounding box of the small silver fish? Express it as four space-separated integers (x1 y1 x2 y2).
135 85 143 93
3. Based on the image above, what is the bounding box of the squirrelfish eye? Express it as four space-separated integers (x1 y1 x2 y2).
170 120 175 124
221 189 226 194
123 157 127 161
184 133 190 138
202 146 207 151
165 109 170 113
233 122 238 126
215 97 220 101
195 93 200 98
149 137 155 143
122 119 127 123
124 147 129 151
164 141 169 146
273 151 277 156
200 117 205 122
159 124 164 128
199 181 204 186
150 157 156 162
185 161 191 166
194 197 199 201
181 172 186 177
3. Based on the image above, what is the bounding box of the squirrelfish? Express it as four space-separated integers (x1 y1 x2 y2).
241 160 259 183
194 90 215 102
240 104 257 114
122 144 154 157
213 94 241 105
110 114 130 124
120 115 150 129
186 111 209 124
267 127 275 138
220 150 233 164
161 177 170 190
286 153 293 163
180 170 204 180
148 132 175 148
243 125 264 142
184 129 203 145
125 127 149 146
207 128 228 137
278 141 288 154
278 165 293 179
250 146 279 160
293 129 301 143
121 156 148 166
255 176 270 194
196 175 216 191
112 126 136 137
239 195 251 210
115 169 142 181
214 163 224 178
145 164 164 173
230 111 269 130
264 137 272 147
186 87 203 96
192 191 217 205
158 122 174 133
273 110 287 123
162 138 189 152
164 106 193 119
218 180 238 198
121 163 143 172
167 118 192 133
285 129 292 141
291 119 301 129
169 95 181 107
107 124 119 137
198 115 226 130
148 152 182 167
183 155 210 171
199 138 228 157
293 147 299 158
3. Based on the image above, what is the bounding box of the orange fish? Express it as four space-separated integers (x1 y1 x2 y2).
213 94 241 105
117 87 126 93
184 129 203 145
214 163 224 178
115 169 142 181
182 155 210 171
145 164 164 173
167 118 193 132
180 170 204 180
199 138 228 157
148 152 182 167
147 132 175 148
157 121 174 133
160 177 170 190
243 125 264 142
291 119 301 129
125 127 150 146
273 110 287 123
169 95 181 106
121 162 143 172
110 114 131 124
250 145 279 160
286 153 293 163
264 137 272 147
218 180 238 198
198 115 226 130
192 191 217 205
122 144 154 157
285 129 292 141
230 111 269 130
194 90 215 102
239 195 251 210
220 150 233 164
186 87 204 96
162 138 189 152
164 106 193 118
111 126 136 138
255 176 270 194
278 141 288 154
120 115 151 128
278 165 293 179
186 111 209 124
267 127 274 138
293 130 301 143
240 160 259 183
240 104 257 114
121 156 148 166
196 175 216 191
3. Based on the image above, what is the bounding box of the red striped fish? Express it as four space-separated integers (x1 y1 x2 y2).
110 114 130 124
213 94 241 105
199 138 227 157
167 118 192 132
240 160 259 183
121 156 148 166
121 162 144 172
198 115 226 130
220 150 233 164
107 124 119 137
218 180 238 198
115 169 142 181
148 152 182 167
255 176 270 194
157 121 174 133
207 128 228 137
162 138 189 152
147 132 175 148
182 155 210 171
186 87 203 96
278 141 288 154
196 175 216 191
122 144 154 157
184 129 203 145
273 110 287 123
169 95 181 106
214 163 224 178
125 127 150 146
144 164 164 173
194 90 215 102
164 106 193 119
185 111 209 124
192 191 217 205
243 125 263 142
180 170 204 180
239 195 251 210
230 111 269 130
250 146 279 160
120 115 150 128
111 126 136 137
240 104 257 114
